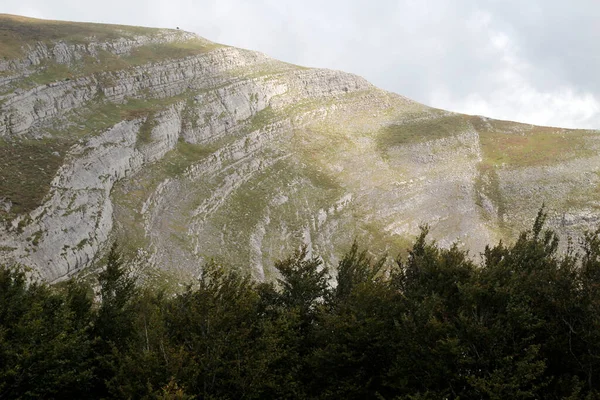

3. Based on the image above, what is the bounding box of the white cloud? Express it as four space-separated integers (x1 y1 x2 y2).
429 10 600 129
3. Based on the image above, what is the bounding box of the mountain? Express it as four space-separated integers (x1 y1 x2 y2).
1 14 599 282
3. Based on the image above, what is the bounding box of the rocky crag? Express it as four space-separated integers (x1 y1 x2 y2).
1 14 599 282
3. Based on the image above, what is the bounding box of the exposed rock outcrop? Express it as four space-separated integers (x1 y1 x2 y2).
1 14 599 282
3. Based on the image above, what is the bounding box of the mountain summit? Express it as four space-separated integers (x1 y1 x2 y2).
1 14 598 282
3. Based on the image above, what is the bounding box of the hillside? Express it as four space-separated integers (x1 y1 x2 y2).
1 14 599 282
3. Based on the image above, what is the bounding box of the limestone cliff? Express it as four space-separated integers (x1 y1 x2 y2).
1 14 599 282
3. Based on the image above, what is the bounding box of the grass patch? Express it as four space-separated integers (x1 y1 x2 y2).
0 137 71 221
245 105 277 132
136 113 157 145
474 117 597 167
28 62 73 85
1 14 162 59
66 95 187 138
124 39 220 64
162 139 216 176
377 113 468 149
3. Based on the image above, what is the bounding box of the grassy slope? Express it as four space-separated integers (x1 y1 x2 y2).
472 117 600 232
1 14 173 58
304 98 600 247
1 14 221 91
472 117 597 167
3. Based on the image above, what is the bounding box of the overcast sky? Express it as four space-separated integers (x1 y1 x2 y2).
4 0 600 129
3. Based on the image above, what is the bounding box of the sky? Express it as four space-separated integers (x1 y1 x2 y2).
4 0 600 129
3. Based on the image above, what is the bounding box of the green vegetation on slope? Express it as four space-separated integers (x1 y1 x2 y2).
198 156 344 275
374 111 598 169
3 210 600 398
377 112 469 149
7 40 218 92
126 39 220 63
83 95 188 134
0 94 195 222
0 138 69 221
1 14 169 59
111 138 216 254
473 117 597 167
1 13 221 93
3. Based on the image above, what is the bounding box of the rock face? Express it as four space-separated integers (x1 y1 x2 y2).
1 14 599 282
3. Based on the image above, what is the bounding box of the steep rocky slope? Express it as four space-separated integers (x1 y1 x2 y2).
1 14 599 282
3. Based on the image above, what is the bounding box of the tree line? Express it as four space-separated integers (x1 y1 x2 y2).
2 209 600 399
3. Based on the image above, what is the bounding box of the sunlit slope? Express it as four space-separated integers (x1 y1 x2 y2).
1 14 598 282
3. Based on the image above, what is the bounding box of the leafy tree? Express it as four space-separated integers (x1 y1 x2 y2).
0 265 93 399
334 241 386 302
164 263 272 399
95 243 137 346
308 243 394 399
91 243 138 397
275 246 330 321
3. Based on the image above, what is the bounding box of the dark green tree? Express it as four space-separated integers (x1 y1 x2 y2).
0 265 93 399
91 243 138 397
308 243 394 399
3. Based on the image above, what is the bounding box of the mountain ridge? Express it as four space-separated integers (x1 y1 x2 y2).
1 14 599 282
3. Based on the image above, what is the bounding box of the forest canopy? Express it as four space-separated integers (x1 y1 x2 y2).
2 209 600 399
